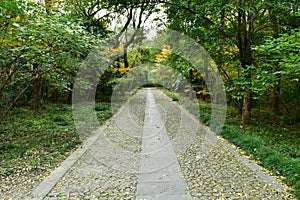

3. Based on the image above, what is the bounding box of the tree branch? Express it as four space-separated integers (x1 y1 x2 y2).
158 0 231 38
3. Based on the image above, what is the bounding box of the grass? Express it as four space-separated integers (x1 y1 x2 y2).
222 110 300 199
0 103 112 178
164 90 179 102
162 88 300 198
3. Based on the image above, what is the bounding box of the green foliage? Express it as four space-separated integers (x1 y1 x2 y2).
164 90 179 101
0 0 101 114
95 103 111 112
227 64 277 100
253 29 300 85
222 109 299 198
96 103 113 124
0 0 299 197
163 0 300 124
221 123 300 199
0 104 80 176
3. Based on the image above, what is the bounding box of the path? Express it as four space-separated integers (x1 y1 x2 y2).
26 88 289 199
136 89 191 199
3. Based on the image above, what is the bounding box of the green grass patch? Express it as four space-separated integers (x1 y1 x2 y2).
95 103 113 124
0 103 112 177
164 90 179 101
221 123 300 198
211 104 299 198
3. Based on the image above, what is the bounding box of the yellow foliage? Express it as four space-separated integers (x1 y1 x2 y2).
112 67 132 75
105 45 124 57
105 45 133 75
196 88 210 95
184 88 190 93
115 61 125 68
155 45 172 63
45 0 57 13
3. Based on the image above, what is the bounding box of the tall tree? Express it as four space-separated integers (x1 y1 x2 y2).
161 0 299 124
0 0 99 114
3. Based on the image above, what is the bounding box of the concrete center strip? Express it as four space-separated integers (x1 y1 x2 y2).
135 88 192 200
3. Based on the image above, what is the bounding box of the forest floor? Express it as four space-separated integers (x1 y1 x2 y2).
0 88 299 199
0 103 112 199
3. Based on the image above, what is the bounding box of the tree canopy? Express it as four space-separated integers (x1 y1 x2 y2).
1 0 299 123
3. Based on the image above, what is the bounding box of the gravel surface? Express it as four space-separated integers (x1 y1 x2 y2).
0 148 77 200
45 90 146 199
152 89 291 199
24 88 292 199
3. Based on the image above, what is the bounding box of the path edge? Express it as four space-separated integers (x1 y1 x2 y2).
157 89 288 194
24 127 104 200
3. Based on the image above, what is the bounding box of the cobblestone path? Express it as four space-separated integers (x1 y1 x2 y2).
26 88 289 199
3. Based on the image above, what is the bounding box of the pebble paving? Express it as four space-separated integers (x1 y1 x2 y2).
26 88 291 199
152 89 290 200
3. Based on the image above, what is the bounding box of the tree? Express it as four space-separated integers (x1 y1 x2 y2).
0 0 100 115
63 0 161 99
161 0 300 124
252 29 300 114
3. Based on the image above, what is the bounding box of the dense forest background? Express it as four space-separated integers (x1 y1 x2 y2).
1 0 299 124
0 0 299 198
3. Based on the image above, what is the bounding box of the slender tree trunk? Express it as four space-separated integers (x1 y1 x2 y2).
189 68 193 99
124 47 129 69
3 85 29 118
121 73 126 97
120 47 129 96
241 71 252 125
66 83 73 104
52 88 58 103
268 6 281 114
241 90 251 125
31 64 42 110
272 77 281 114
238 0 255 125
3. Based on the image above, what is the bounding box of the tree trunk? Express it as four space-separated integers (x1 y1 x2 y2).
120 47 129 96
272 78 281 114
241 90 251 125
120 73 126 97
52 88 58 103
124 47 129 69
189 68 193 99
238 0 255 125
268 6 281 115
31 65 42 110
66 83 73 104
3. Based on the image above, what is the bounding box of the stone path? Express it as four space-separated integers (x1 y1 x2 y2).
26 88 290 199
136 89 191 199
